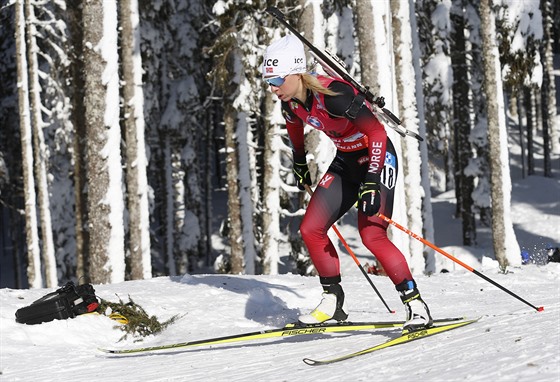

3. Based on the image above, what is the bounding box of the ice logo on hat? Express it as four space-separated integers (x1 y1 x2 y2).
262 34 307 78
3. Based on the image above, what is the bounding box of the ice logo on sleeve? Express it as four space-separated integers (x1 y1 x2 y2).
381 152 397 190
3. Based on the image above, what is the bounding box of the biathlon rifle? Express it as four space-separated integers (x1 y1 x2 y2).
265 6 423 142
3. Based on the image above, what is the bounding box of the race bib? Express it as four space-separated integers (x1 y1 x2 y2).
380 151 397 190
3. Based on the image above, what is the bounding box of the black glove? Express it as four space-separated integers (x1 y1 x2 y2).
359 174 381 216
292 155 311 191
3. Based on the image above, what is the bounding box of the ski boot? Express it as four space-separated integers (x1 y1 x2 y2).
396 279 433 332
299 280 348 325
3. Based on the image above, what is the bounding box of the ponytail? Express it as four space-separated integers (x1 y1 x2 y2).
301 73 339 96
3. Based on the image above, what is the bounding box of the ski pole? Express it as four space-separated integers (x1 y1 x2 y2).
304 185 395 313
377 213 544 312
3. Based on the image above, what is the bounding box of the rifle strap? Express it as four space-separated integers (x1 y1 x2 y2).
345 93 366 120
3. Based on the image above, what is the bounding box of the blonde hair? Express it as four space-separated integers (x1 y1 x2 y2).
300 73 339 96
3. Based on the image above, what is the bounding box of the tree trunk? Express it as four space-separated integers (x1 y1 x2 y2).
540 0 557 175
298 1 332 184
355 0 379 90
524 86 536 176
450 1 476 246
66 1 90 282
467 0 492 227
480 0 520 269
171 142 187 275
224 105 244 274
408 0 437 273
82 0 125 283
517 94 526 178
15 0 42 288
235 111 257 275
25 0 57 287
160 133 176 276
261 91 281 275
203 106 216 267
120 0 152 280
390 0 426 273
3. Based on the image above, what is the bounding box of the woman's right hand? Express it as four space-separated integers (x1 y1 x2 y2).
358 175 381 216
293 160 311 191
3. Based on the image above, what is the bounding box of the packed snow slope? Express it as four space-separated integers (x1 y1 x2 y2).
1 264 559 382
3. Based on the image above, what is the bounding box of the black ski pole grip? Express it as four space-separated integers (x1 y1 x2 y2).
265 6 284 20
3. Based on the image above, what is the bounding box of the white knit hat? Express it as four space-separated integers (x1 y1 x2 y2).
262 34 307 78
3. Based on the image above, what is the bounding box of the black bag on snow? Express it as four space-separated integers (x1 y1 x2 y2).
15 281 100 325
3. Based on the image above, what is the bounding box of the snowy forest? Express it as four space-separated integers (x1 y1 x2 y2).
0 0 558 289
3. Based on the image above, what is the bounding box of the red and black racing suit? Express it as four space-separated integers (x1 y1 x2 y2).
281 75 413 286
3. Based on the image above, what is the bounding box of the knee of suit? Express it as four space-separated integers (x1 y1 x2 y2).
300 219 328 244
359 226 389 250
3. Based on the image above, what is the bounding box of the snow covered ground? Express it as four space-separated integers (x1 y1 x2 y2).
0 266 558 381
1 174 559 381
